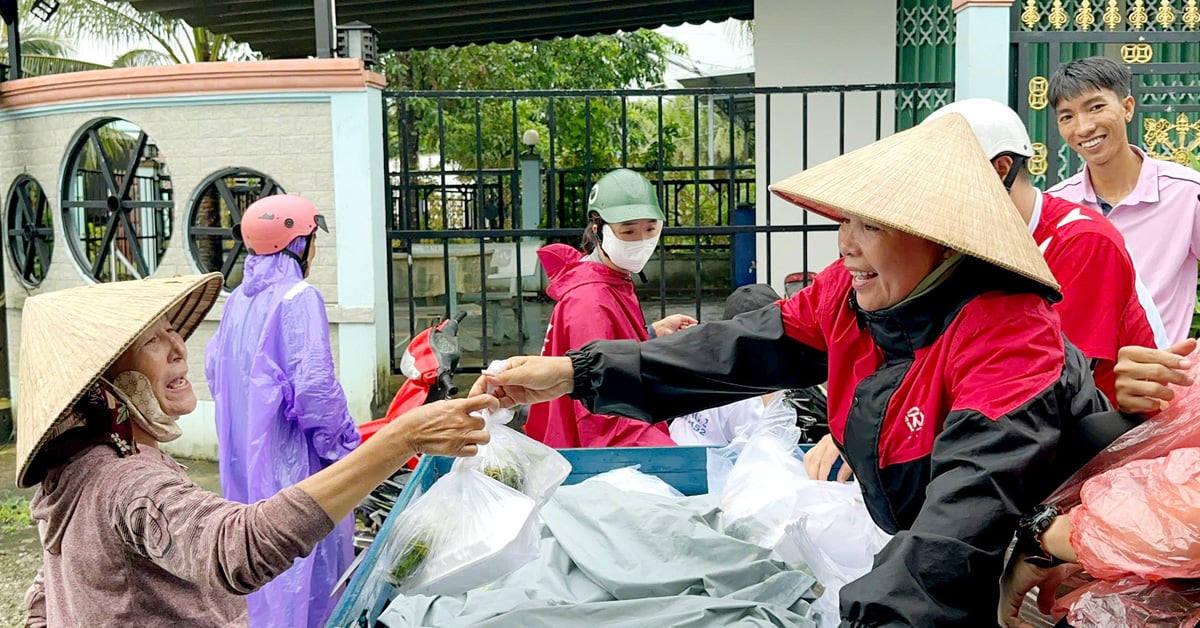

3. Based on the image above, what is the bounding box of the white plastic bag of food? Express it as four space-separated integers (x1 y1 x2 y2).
706 406 801 497
452 361 571 506
581 464 684 498
773 481 892 628
376 466 540 596
719 424 808 547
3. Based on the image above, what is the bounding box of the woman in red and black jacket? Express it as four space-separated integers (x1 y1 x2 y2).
473 115 1111 627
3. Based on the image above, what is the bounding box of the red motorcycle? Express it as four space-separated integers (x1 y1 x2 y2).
358 310 468 445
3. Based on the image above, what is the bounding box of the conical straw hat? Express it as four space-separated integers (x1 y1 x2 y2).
768 113 1058 291
15 273 223 488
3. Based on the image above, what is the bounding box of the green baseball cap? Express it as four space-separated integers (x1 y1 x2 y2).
587 169 666 223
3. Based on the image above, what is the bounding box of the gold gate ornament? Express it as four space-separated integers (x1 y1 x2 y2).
1157 0 1177 27
1185 0 1199 29
1129 0 1149 29
1029 77 1050 110
1144 113 1200 166
1103 0 1122 29
1076 0 1096 30
1049 0 1069 29
1029 142 1049 177
1021 0 1040 29
1120 43 1154 63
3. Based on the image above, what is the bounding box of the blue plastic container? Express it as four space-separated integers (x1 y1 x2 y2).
327 446 715 627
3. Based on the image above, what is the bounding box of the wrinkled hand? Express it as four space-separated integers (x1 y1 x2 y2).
803 433 853 482
387 395 495 457
468 355 575 408
652 314 698 337
1114 339 1196 414
998 555 1079 628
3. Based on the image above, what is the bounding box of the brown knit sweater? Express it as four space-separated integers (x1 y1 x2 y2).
24 444 333 627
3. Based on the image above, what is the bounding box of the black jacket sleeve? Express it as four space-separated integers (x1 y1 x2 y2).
569 304 828 423
839 345 1107 627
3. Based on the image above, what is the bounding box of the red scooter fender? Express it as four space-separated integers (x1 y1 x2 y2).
358 312 467 471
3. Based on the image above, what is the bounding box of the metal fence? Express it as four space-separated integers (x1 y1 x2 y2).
383 82 954 372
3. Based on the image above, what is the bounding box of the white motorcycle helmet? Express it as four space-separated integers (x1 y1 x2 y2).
923 98 1034 190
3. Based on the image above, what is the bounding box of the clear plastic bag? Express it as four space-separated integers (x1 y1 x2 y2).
452 406 570 506
453 361 571 506
719 423 808 547
1046 347 1200 509
581 464 684 498
773 481 892 628
375 466 540 596
707 409 801 497
1051 577 1200 628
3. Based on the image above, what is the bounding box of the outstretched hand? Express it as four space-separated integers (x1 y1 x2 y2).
1114 338 1196 414
388 395 495 457
652 314 698 337
468 355 575 408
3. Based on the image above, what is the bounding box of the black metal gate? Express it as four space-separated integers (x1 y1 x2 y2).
383 82 954 373
1012 0 1200 187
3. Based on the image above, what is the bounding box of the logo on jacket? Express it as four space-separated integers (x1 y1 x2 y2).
904 406 925 434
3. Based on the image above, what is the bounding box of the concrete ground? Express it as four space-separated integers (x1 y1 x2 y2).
0 442 221 626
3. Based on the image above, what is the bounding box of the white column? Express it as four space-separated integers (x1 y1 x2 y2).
754 0 897 290
953 0 1014 103
331 86 388 422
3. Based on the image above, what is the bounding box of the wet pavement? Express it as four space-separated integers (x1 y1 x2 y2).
0 442 220 626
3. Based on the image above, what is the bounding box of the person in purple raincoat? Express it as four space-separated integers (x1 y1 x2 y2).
206 194 361 628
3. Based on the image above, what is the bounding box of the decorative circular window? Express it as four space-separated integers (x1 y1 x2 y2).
187 168 285 290
61 118 173 282
6 175 54 286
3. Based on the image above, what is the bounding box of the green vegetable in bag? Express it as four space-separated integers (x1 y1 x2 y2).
482 464 524 491
388 536 431 586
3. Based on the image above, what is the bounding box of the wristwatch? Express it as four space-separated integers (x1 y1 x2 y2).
1016 503 1066 567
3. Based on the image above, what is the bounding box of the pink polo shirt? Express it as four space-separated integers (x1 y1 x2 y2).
1049 146 1200 344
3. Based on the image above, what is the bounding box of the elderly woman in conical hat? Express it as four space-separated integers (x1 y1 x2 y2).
15 273 492 627
470 114 1111 625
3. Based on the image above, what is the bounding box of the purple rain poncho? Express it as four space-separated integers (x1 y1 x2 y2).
206 239 360 628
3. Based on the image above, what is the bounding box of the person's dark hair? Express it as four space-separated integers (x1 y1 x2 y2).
723 284 782 320
1048 57 1132 110
580 211 605 254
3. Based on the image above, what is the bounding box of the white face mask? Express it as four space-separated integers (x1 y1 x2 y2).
105 371 183 442
600 223 660 274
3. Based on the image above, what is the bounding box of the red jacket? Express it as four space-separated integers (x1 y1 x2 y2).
1036 192 1161 405
565 256 1110 625
524 243 673 448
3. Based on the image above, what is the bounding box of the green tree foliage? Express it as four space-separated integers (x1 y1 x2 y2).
379 32 688 229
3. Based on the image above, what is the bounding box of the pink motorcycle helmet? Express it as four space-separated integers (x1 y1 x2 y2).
233 194 328 254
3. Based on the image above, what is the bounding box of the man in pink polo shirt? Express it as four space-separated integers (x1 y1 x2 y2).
1047 57 1200 344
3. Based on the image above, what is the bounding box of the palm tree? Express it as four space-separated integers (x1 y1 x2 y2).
0 20 107 77
42 0 255 67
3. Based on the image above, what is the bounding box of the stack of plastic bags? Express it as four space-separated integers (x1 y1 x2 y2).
375 361 571 596
711 420 891 628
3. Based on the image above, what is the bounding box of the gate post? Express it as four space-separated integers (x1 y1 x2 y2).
331 71 390 420
953 0 1014 102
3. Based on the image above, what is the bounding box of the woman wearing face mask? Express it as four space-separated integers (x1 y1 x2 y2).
527 168 696 448
18 274 493 627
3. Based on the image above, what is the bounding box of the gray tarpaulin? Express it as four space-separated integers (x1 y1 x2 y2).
376 481 821 627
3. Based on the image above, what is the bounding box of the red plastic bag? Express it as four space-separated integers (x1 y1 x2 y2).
1045 347 1200 509
1068 448 1200 581
1051 577 1200 628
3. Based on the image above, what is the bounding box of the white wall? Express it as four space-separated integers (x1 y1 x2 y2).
0 62 386 461
754 0 897 289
